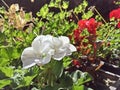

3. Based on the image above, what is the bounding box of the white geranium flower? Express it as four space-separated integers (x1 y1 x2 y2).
52 36 76 60
21 35 76 69
21 35 54 69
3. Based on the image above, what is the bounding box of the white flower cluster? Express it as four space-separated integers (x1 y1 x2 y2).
21 35 76 69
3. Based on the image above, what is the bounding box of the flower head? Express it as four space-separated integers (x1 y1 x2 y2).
77 18 100 35
21 35 76 69
21 35 54 69
109 8 120 19
78 19 87 31
85 18 99 35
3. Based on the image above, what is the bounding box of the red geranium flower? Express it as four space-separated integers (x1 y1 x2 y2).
109 8 120 19
85 18 98 35
77 18 100 35
78 19 87 31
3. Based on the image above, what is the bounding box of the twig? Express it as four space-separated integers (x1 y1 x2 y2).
1 0 9 9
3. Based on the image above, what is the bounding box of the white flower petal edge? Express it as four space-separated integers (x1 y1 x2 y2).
52 36 76 60
21 47 36 69
21 47 53 69
52 51 66 60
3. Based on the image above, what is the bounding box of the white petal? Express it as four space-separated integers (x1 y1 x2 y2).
34 54 51 66
59 36 70 45
32 35 53 54
21 47 36 69
32 35 45 51
53 51 66 60
69 44 77 52
43 35 53 43
64 45 76 56
52 37 62 48
42 54 52 64
48 49 55 55
40 41 53 53
34 59 43 66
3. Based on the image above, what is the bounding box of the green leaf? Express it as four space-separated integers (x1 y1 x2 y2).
0 6 6 14
72 85 85 90
23 76 35 86
71 70 92 85
13 69 37 89
37 4 49 18
0 58 9 66
62 1 69 9
0 48 9 60
59 11 66 20
0 79 11 89
41 86 57 90
49 0 55 7
74 5 82 14
46 12 54 19
52 60 63 78
56 0 61 3
0 67 13 77
77 72 92 85
82 11 94 19
72 85 93 90
82 0 88 7
58 74 73 88
63 57 71 68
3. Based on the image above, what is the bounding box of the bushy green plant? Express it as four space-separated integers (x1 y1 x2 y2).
0 0 119 90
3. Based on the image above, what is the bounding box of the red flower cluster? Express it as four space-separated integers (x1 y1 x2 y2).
78 18 100 35
73 18 100 44
78 19 87 31
109 8 120 28
109 8 120 19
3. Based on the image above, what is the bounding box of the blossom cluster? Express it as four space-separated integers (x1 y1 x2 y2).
21 35 76 69
77 18 100 35
73 18 100 45
109 8 120 28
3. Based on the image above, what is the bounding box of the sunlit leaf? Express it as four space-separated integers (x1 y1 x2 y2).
0 67 13 77
0 79 11 89
72 85 85 90
37 4 49 18
62 1 69 9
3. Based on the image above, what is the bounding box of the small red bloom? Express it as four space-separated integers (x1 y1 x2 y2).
117 22 120 28
78 19 87 31
73 29 81 43
86 18 99 35
77 18 100 35
109 8 120 19
72 59 81 67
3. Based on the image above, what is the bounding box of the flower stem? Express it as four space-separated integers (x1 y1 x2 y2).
72 11 79 22
94 7 107 24
1 0 9 9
